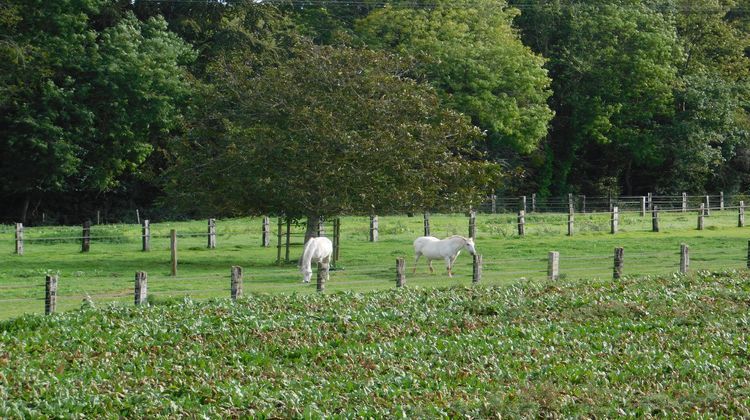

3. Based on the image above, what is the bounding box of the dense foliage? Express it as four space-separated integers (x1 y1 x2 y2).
2 271 750 416
512 0 750 196
169 43 498 219
0 0 195 222
1 0 749 222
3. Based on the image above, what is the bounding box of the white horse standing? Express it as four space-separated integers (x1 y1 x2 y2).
413 235 477 277
299 237 333 283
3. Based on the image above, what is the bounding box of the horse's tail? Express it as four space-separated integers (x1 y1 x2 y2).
300 238 316 273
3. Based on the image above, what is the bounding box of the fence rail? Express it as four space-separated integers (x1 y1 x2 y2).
3 204 750 318
6 201 749 254
10 240 750 316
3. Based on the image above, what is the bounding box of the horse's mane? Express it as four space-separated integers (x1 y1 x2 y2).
299 238 317 272
448 235 470 242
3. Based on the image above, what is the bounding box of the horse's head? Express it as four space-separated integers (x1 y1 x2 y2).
300 266 313 283
464 237 477 255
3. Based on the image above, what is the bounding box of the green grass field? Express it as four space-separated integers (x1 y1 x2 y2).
1 210 748 320
1 270 749 416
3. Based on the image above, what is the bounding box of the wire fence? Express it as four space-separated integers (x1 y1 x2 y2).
3 203 750 318
4 201 749 252
3 242 749 318
475 193 742 214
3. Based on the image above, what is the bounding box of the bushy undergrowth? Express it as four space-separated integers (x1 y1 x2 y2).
1 271 750 417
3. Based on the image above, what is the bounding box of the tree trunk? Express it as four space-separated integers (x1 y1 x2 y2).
20 194 30 225
624 160 633 196
305 215 321 244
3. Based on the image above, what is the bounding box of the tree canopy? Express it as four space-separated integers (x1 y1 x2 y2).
1 0 749 223
167 43 499 219
356 0 554 155
0 0 194 221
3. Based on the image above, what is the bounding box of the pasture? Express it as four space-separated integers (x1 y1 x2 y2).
1 271 750 416
1 210 749 320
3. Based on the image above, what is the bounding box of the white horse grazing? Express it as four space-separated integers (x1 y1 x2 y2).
413 235 477 277
299 237 333 283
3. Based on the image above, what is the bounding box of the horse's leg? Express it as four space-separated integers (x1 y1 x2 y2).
324 256 331 282
445 256 453 277
428 260 434 274
413 253 421 274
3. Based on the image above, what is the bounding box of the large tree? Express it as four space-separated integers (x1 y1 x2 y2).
355 0 554 157
512 1 682 195
512 0 750 196
167 43 499 227
0 0 194 222
662 0 750 193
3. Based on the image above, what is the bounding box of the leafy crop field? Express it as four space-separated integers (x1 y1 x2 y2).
1 211 749 319
1 270 750 416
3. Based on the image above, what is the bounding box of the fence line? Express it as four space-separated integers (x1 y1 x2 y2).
11 239 750 317
6 206 748 245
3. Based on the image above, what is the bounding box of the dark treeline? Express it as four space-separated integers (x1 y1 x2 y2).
1 0 748 224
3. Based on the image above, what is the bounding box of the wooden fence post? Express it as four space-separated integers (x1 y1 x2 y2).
739 201 745 228
316 217 325 237
517 210 525 236
135 271 148 305
567 212 574 236
613 247 624 279
333 217 341 265
581 195 586 214
720 192 724 211
679 244 689 274
97 210 101 225
682 192 688 212
285 218 291 263
170 229 177 276
568 193 574 213
491 194 497 214
423 212 431 236
640 197 646 217
231 266 243 300
396 258 405 288
747 240 750 269
652 205 660 232
698 204 705 230
45 274 58 315
142 220 150 252
532 193 537 213
647 192 653 210
610 206 619 234
468 211 476 240
705 195 711 216
472 254 482 284
81 221 91 252
262 216 270 247
276 217 283 264
521 196 527 213
15 223 23 255
370 215 379 242
207 218 217 249
316 262 328 292
548 251 560 281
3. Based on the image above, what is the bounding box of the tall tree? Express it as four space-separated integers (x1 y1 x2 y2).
167 44 499 229
513 0 750 196
0 0 195 222
513 1 681 195
663 0 750 193
355 0 554 157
